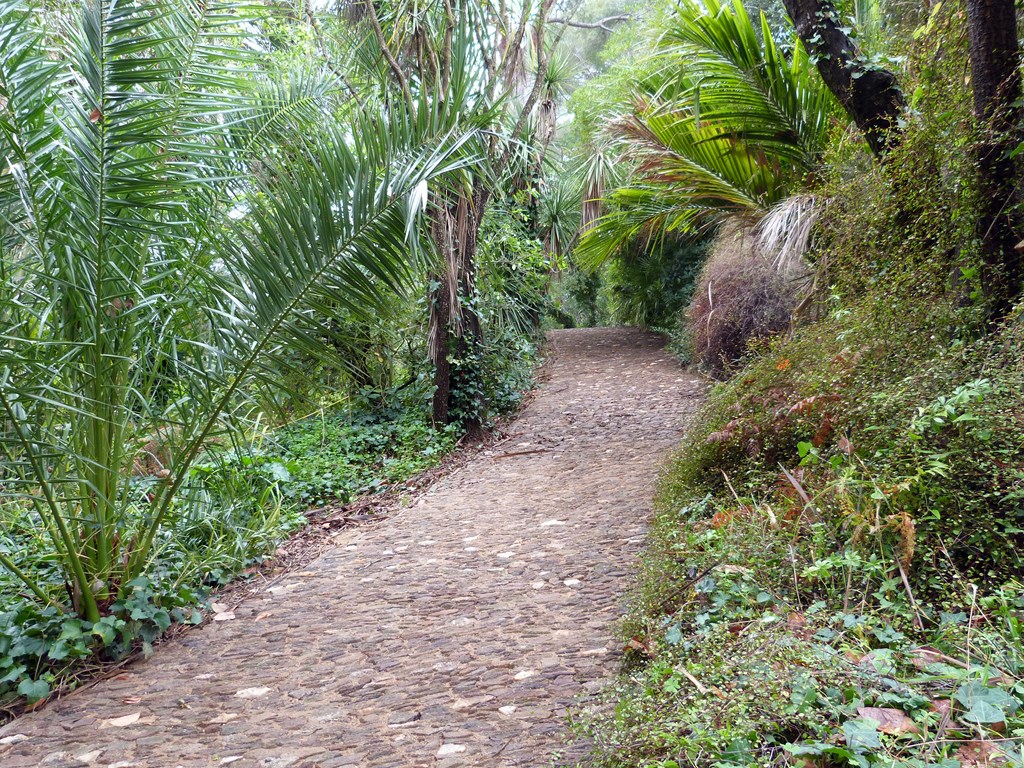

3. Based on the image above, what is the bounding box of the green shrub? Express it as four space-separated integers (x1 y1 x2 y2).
604 235 710 331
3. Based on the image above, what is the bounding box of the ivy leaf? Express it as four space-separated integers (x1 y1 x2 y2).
954 681 1019 724
91 618 118 645
17 677 50 703
843 719 883 751
0 665 27 684
665 623 683 645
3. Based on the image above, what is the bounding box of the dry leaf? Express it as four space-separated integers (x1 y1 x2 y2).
718 564 752 574
957 740 1010 766
208 713 239 724
625 636 654 658
857 706 920 735
234 686 271 699
100 712 141 728
254 612 272 621
787 612 808 631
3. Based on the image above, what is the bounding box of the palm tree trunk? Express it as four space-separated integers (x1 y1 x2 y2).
429 189 486 430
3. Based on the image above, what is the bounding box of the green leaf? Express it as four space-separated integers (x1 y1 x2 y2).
17 677 50 703
92 618 118 645
843 718 882 751
0 665 27 684
955 681 1019 723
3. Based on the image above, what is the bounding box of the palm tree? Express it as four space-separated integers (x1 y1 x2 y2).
344 0 575 428
574 0 843 268
0 0 476 622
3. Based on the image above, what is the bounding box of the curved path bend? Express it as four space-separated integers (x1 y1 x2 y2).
0 327 702 768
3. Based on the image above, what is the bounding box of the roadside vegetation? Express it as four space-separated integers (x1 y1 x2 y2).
0 0 551 716
561 0 1024 765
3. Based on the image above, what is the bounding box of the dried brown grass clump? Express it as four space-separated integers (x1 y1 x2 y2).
688 224 799 378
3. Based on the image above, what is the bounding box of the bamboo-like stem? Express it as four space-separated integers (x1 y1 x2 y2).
0 550 65 611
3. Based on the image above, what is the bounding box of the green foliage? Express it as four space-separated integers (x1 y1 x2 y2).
548 267 606 328
575 0 843 268
575 3 1024 766
0 379 464 710
603 236 710 330
243 390 458 508
444 200 548 427
0 0 480 625
579 492 1024 767
0 491 290 709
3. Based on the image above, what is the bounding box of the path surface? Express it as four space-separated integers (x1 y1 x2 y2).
0 328 702 768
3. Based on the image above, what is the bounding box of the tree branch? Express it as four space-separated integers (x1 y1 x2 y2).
548 14 629 32
363 0 415 110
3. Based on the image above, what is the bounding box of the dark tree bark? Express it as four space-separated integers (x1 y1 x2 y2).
782 0 905 157
428 189 486 430
966 0 1022 314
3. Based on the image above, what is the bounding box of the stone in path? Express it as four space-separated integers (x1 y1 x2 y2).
0 327 703 768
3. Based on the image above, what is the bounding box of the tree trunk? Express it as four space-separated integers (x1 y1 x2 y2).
966 0 1022 315
429 189 486 430
428 270 452 425
782 0 905 157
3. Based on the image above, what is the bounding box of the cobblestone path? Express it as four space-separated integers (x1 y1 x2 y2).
0 327 703 768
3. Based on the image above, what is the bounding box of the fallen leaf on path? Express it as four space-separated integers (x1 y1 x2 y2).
234 686 271 698
856 706 920 735
437 744 466 757
254 612 272 621
209 714 239 724
100 712 143 728
957 740 1010 766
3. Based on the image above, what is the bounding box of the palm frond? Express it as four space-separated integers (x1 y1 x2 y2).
576 0 843 267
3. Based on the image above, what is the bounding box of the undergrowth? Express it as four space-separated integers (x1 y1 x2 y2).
0 356 540 716
574 5 1024 764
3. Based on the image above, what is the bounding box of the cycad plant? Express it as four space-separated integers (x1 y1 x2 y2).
575 0 843 267
0 0 475 622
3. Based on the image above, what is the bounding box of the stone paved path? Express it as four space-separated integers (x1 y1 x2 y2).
0 327 702 768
